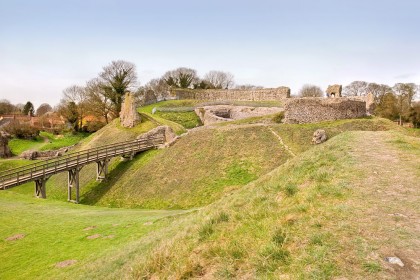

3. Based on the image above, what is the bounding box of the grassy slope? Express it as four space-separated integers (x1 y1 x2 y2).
5 117 403 209
0 159 35 172
80 125 290 209
73 129 419 279
0 192 188 280
269 117 401 154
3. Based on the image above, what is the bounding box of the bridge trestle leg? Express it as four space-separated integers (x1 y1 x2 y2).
96 159 109 181
68 167 81 203
35 178 48 199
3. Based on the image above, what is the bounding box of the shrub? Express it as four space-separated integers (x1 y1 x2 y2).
3 121 39 139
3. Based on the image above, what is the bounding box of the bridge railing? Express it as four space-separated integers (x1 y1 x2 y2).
0 134 165 189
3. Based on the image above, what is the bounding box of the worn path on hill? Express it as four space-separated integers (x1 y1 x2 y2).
347 131 420 279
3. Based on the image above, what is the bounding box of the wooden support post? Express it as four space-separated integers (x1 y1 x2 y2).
35 178 48 199
96 159 109 181
68 168 81 203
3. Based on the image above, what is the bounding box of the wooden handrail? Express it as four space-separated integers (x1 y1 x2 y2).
0 134 165 189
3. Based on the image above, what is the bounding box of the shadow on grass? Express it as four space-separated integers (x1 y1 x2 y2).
80 155 140 206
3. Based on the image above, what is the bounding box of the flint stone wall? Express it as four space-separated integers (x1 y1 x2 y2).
195 105 283 125
347 93 375 115
20 146 71 160
120 93 141 128
284 98 366 124
172 87 290 101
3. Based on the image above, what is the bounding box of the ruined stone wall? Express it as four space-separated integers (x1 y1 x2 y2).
120 93 141 128
172 87 290 101
347 93 375 115
195 105 283 125
284 97 366 124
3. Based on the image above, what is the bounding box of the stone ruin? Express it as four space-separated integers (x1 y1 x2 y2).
172 87 291 101
0 131 12 158
20 146 71 160
136 125 177 147
283 97 366 124
326 84 342 98
195 105 283 125
120 93 141 128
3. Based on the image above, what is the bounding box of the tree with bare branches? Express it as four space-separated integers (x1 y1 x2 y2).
203 71 235 89
36 103 52 116
298 84 324 97
343 81 368 96
61 85 89 131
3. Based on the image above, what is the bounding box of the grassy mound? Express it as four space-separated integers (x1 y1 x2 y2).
80 125 290 209
73 130 418 279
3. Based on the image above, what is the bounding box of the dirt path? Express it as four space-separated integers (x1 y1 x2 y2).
348 131 420 279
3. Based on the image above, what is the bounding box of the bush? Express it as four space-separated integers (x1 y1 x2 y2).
3 121 39 139
83 121 106 132
272 111 285 123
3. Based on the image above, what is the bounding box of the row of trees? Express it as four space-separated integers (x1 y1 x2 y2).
0 99 53 117
59 61 246 131
297 82 420 127
138 68 237 101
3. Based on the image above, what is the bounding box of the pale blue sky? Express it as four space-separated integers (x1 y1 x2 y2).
0 0 419 107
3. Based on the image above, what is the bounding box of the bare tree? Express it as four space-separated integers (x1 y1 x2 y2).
162 67 199 89
143 78 170 100
36 103 52 116
298 84 324 97
203 71 235 89
366 83 392 103
343 81 368 96
62 85 89 131
0 99 18 114
99 60 138 114
86 78 114 124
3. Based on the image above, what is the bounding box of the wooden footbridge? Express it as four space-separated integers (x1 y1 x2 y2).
0 133 165 203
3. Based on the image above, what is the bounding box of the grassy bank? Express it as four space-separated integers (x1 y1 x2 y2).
81 130 417 279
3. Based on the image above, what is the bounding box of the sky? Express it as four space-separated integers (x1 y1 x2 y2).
0 0 419 108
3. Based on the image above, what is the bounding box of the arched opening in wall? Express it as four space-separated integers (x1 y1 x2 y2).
331 93 335 98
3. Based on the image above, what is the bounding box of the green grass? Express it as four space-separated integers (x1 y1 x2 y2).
8 136 44 155
73 125 290 209
269 117 401 154
39 131 89 151
8 131 90 156
0 159 35 172
1 122 418 279
103 130 416 279
153 111 202 129
0 192 188 280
